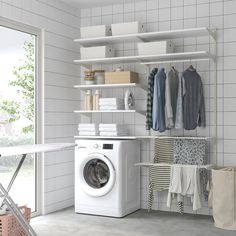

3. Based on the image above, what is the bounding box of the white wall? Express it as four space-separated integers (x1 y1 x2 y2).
0 0 80 214
79 0 236 215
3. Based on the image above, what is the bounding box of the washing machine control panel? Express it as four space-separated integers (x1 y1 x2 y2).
90 143 114 150
103 144 113 149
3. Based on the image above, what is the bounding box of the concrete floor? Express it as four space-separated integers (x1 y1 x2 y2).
31 208 235 236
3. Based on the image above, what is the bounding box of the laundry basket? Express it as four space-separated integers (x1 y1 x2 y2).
211 167 236 231
0 206 31 236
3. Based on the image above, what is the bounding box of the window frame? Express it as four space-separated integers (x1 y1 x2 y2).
0 17 44 217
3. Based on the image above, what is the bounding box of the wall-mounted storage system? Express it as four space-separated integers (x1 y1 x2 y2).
73 26 217 144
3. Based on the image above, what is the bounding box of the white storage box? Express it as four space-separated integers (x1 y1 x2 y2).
138 41 174 56
111 21 145 36
80 46 115 59
80 25 111 39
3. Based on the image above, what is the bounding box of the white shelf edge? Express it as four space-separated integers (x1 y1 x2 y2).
74 27 216 46
74 110 145 115
73 135 213 140
74 136 137 140
73 83 147 90
74 51 215 66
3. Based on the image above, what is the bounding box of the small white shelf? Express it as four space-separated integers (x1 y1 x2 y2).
74 51 215 66
73 135 212 140
74 110 145 115
74 27 216 47
73 83 146 90
74 136 137 140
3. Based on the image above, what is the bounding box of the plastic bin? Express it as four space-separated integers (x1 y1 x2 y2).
137 41 174 56
80 46 115 59
80 25 111 38
111 21 145 36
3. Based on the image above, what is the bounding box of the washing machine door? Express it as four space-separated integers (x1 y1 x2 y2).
79 153 116 197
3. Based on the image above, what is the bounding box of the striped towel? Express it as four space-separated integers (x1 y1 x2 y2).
148 138 173 212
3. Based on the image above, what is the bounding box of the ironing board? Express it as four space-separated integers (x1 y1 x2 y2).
0 143 76 236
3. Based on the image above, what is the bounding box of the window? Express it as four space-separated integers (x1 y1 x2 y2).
0 18 43 215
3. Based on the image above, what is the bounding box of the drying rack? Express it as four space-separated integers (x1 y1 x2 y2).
0 143 76 236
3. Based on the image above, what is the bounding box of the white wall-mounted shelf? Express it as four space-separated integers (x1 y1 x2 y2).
74 51 215 66
74 27 215 47
74 110 145 115
74 136 137 140
73 135 212 140
73 83 147 90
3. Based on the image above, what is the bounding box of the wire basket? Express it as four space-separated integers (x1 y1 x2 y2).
0 206 31 236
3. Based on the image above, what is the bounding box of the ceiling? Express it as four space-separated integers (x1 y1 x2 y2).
59 0 133 8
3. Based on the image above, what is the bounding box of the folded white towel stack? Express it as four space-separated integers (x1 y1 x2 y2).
99 98 124 110
98 124 127 136
78 123 98 136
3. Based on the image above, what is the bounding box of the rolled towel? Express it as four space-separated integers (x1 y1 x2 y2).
79 131 98 136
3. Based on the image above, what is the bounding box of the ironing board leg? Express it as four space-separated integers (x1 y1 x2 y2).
0 154 27 207
0 153 37 236
0 184 37 236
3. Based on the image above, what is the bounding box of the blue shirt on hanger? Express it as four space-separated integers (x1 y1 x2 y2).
152 68 166 132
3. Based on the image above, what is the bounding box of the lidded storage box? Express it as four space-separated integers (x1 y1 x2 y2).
80 25 111 38
105 71 139 84
137 40 174 56
111 21 145 36
80 46 115 59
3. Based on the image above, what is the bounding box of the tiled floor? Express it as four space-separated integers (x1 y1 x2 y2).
31 208 236 236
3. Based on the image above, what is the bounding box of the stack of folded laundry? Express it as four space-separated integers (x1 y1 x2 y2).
99 98 124 110
78 123 98 136
99 124 127 136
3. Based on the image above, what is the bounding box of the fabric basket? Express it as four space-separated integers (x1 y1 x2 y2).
211 167 236 231
0 206 31 236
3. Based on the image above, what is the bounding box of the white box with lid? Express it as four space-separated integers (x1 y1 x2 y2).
111 21 145 36
80 25 111 39
137 41 174 56
80 46 115 59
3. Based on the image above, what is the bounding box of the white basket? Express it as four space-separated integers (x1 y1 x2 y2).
80 25 111 39
80 46 115 59
137 40 174 56
111 21 145 36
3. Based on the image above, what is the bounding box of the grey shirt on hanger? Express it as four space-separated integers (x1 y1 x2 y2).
165 68 179 128
182 68 206 130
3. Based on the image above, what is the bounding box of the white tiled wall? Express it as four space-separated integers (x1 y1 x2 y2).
0 0 80 214
79 0 236 215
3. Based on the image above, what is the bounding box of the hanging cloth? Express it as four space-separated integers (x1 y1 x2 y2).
152 68 166 132
148 138 174 211
182 67 206 130
173 139 208 214
146 68 158 130
165 67 179 128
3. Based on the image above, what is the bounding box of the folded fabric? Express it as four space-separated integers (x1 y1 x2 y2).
78 127 97 131
100 131 127 136
99 124 121 128
78 123 97 128
99 98 123 103
79 131 98 136
99 105 124 110
99 127 125 132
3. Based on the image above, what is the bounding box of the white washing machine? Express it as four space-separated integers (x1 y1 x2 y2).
75 139 140 217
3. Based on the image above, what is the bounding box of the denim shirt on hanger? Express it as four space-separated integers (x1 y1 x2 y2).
152 68 166 132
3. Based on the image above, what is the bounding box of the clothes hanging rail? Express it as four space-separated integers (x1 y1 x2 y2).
135 162 215 170
139 136 212 140
140 58 211 65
